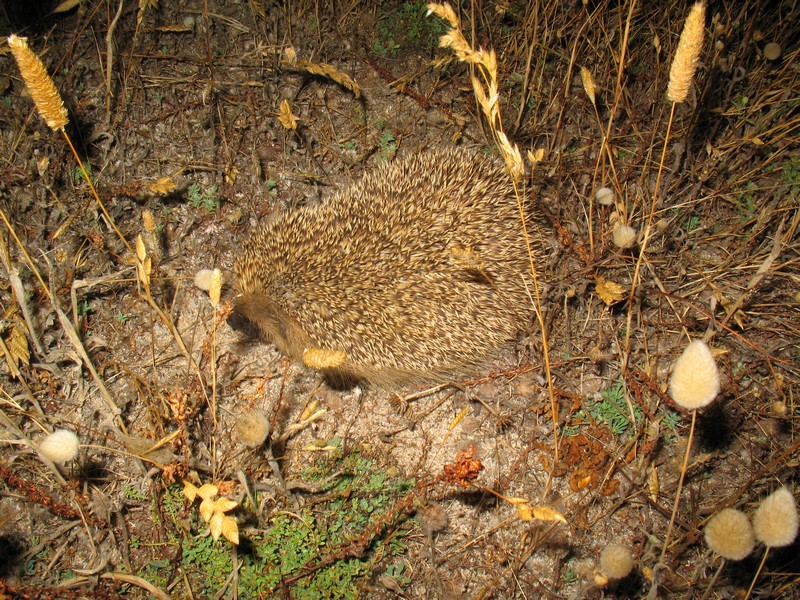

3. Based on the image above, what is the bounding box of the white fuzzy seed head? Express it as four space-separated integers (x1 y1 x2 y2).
194 269 214 291
599 544 635 580
595 186 614 206
235 411 270 447
612 224 637 249
704 508 755 560
752 487 799 548
38 429 80 463
669 339 720 410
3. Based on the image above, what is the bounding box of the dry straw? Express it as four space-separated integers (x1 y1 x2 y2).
7 35 68 130
667 1 706 103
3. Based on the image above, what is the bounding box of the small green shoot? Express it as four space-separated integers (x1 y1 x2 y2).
187 183 221 211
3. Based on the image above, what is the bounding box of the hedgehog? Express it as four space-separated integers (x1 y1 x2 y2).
234 147 545 385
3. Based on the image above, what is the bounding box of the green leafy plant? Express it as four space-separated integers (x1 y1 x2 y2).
187 182 220 211
588 380 642 437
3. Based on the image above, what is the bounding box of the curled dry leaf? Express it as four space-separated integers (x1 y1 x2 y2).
143 177 176 196
278 99 299 131
595 276 628 306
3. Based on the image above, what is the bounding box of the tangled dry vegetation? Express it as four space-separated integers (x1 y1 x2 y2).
0 0 798 598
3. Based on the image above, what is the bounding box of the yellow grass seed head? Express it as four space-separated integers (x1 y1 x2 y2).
38 429 80 463
752 487 799 548
667 2 706 103
599 544 635 580
704 508 755 560
669 339 720 410
580 66 597 106
7 35 69 130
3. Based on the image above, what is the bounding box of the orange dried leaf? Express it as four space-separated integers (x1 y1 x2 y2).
278 99 299 131
143 176 176 195
197 483 219 500
199 498 215 523
212 497 238 514
182 481 199 502
222 515 240 545
209 512 224 541
595 276 627 306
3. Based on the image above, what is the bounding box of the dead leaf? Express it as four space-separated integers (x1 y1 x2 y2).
199 498 215 523
221 515 239 544
212 497 238 514
197 483 219 500
209 512 224 540
182 481 199 502
143 176 176 196
595 276 627 306
278 99 299 131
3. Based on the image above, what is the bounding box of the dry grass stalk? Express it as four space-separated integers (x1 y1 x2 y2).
427 1 556 496
667 1 706 103
6 35 68 130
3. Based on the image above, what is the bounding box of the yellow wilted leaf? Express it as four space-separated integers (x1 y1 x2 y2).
199 498 215 523
143 176 176 195
595 276 627 306
196 483 219 500
182 481 199 502
212 497 238 514
209 512 224 541
222 515 240 544
278 99 299 131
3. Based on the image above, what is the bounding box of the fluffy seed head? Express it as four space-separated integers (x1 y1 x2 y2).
612 224 637 249
7 35 69 130
667 2 706 103
763 43 781 61
234 148 544 385
194 269 214 291
235 411 270 447
704 508 755 560
595 186 614 206
669 339 720 410
599 544 635 580
752 487 799 548
38 429 80 463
